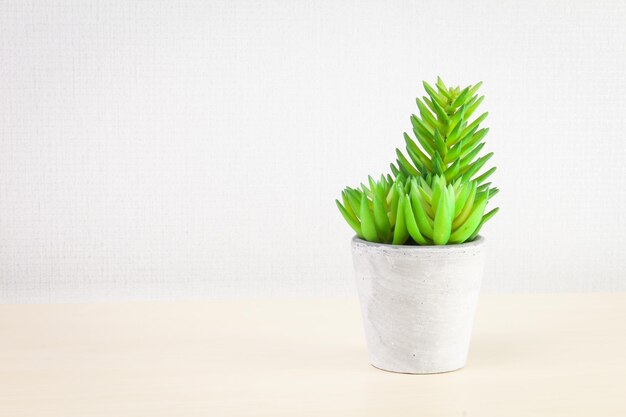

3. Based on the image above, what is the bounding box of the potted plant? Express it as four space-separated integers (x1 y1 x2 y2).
336 78 499 374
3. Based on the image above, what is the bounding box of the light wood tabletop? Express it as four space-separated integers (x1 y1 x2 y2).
1 294 625 416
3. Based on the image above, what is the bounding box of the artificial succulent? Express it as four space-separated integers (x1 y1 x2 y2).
336 78 499 245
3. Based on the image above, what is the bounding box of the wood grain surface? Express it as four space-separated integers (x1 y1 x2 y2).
1 294 625 416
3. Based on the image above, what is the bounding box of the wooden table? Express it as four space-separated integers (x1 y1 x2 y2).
1 294 625 416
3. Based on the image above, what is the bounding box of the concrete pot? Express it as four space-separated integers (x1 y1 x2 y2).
351 235 486 374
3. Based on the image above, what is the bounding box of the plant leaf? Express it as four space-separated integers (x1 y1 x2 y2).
404 196 428 244
452 86 471 108
461 152 494 182
410 191 434 239
444 158 461 183
436 76 451 99
449 194 488 243
372 191 391 242
434 129 447 157
413 128 435 156
392 191 409 244
460 112 488 139
395 149 420 176
359 194 378 241
453 182 477 228
415 100 440 132
461 128 489 155
433 188 452 245
467 207 499 241
475 167 497 185
390 163 400 177
423 81 448 109
336 200 362 237
454 182 472 217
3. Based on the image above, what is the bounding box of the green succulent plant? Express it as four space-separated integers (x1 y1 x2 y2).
336 78 499 245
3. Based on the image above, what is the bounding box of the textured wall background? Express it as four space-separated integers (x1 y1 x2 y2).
1 0 626 303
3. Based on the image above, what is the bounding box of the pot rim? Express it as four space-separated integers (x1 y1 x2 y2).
351 235 484 253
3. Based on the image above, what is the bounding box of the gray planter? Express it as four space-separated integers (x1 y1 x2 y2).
351 236 486 374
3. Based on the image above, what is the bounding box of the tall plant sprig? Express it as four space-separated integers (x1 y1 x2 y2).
393 77 496 186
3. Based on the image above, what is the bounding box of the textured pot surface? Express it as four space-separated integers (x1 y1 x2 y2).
351 236 486 374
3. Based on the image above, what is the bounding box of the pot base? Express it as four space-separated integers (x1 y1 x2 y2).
370 362 465 375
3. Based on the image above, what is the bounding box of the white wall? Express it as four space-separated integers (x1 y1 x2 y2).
1 0 625 303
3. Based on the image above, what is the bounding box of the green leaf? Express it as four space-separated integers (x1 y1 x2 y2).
411 114 435 139
461 152 494 182
404 132 432 163
464 95 484 120
447 122 466 148
406 145 433 172
379 173 388 189
452 177 463 192
431 175 445 213
454 182 472 217
460 112 489 139
390 163 400 177
430 95 450 125
415 100 440 132
369 175 386 205
477 182 491 193
460 141 486 165
467 207 499 241
445 140 464 164
368 175 377 199
448 103 466 132
453 182 477 228
359 194 378 241
456 125 479 149
409 177 430 207
447 184 456 215
475 167 497 185
444 158 461 183
436 76 451 99
434 129 447 157
449 194 489 243
404 196 428 244
419 176 432 194
410 192 434 239
392 192 409 245
452 86 471 108
482 206 500 223
433 188 452 245
467 81 483 99
423 81 448 109
345 188 362 216
385 184 394 205
341 190 356 220
413 128 435 156
336 200 362 237
460 128 489 156
418 183 432 205
389 184 400 226
372 191 391 242
463 94 479 109
395 149 420 176
433 152 445 176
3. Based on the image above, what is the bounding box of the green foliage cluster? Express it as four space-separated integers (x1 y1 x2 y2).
336 78 499 245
